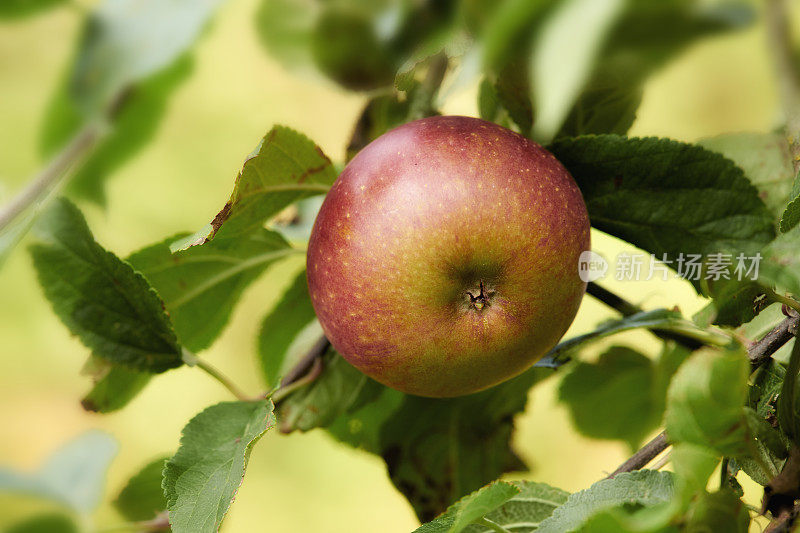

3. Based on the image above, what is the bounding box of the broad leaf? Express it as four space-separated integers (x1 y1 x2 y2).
559 346 662 449
81 358 152 413
691 280 770 328
665 347 753 457
530 0 625 142
30 199 182 372
414 481 521 533
549 135 775 265
128 228 295 352
114 456 170 522
536 470 674 533
184 126 336 247
163 400 275 533
0 431 118 514
698 132 795 225
40 57 192 204
276 349 383 432
258 269 319 388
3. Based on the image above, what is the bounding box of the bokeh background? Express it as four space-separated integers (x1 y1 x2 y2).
0 0 790 531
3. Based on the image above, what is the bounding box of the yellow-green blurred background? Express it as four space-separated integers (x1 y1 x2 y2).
0 0 788 531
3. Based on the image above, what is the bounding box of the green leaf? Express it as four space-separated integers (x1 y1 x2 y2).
377 367 553 521
114 456 170 522
5 514 79 533
29 198 182 373
67 0 224 112
665 347 753 457
128 228 295 352
530 0 625 142
414 481 521 533
276 349 383 432
258 270 317 388
760 224 800 296
40 57 193 205
0 431 118 514
480 0 552 70
558 346 662 449
183 126 336 247
536 471 674 533
163 400 275 533
548 309 716 361
698 132 795 225
779 338 800 443
780 171 800 233
670 443 720 498
0 0 66 19
283 358 553 520
254 0 319 72
81 358 152 413
691 280 770 328
684 489 749 533
549 135 775 263
462 481 570 533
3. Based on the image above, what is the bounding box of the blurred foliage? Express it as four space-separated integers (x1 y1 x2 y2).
4 0 800 531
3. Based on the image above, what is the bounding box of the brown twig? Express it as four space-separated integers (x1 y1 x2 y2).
278 335 330 388
750 314 800 368
606 432 669 479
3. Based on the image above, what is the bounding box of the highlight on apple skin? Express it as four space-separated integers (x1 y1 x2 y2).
307 115 591 397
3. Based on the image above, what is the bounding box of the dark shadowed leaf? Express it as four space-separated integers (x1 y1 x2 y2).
691 280 770 328
0 431 117 514
81 357 152 413
276 349 384 432
281 355 554 520
163 400 275 533
536 471 674 533
182 126 336 247
258 270 318 388
29 199 182 372
114 456 170 523
549 135 775 264
128 228 295 352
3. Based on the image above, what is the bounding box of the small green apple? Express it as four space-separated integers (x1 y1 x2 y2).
307 116 590 397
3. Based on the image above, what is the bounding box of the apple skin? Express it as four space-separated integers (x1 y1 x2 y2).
307 116 590 397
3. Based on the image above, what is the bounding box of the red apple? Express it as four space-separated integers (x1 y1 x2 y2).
307 116 590 397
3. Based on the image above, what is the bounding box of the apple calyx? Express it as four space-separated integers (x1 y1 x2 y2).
466 280 493 311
